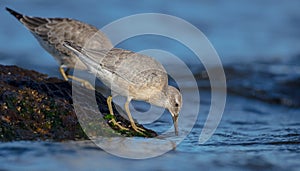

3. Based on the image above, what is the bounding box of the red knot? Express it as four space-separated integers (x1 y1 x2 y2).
64 42 182 136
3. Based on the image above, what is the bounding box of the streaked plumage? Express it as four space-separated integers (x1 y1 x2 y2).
64 42 182 135
6 7 113 80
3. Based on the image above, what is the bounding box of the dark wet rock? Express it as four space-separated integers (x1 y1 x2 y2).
195 60 300 107
224 63 300 107
0 64 157 142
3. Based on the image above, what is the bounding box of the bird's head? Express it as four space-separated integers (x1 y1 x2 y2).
166 86 182 135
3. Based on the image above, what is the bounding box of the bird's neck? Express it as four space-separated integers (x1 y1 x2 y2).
148 91 168 109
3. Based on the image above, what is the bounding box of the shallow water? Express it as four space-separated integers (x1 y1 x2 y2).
1 92 299 170
1 0 300 170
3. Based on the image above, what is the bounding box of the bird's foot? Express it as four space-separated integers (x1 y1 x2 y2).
67 75 95 90
81 81 95 90
130 123 146 135
109 118 129 131
136 126 146 132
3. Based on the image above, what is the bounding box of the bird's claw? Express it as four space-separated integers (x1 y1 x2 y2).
109 118 129 131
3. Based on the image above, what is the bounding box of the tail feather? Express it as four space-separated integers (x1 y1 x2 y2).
6 7 23 20
6 7 49 30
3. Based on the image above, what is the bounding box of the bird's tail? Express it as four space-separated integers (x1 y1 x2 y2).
6 7 48 30
5 7 23 20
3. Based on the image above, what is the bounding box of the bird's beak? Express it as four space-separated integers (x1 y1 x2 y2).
172 114 179 136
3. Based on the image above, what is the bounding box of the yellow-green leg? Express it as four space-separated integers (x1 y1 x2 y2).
124 98 146 134
59 66 94 90
67 75 95 90
59 66 69 81
107 96 129 131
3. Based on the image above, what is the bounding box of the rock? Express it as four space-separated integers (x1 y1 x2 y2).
0 65 157 142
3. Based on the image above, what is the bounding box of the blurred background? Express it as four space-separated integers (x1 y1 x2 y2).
1 0 300 73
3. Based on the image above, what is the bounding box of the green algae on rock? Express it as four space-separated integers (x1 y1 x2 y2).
0 65 157 141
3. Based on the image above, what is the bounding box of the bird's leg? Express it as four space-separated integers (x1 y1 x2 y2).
59 65 95 90
124 98 146 134
107 96 129 131
59 66 69 81
67 75 95 90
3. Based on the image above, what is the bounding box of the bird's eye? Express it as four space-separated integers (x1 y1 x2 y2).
175 103 179 107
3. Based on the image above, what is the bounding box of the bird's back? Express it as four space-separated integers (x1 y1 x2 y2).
100 48 168 90
6 7 113 69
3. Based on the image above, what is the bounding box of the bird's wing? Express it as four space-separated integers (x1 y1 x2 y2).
100 48 168 88
64 42 167 89
63 42 137 84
